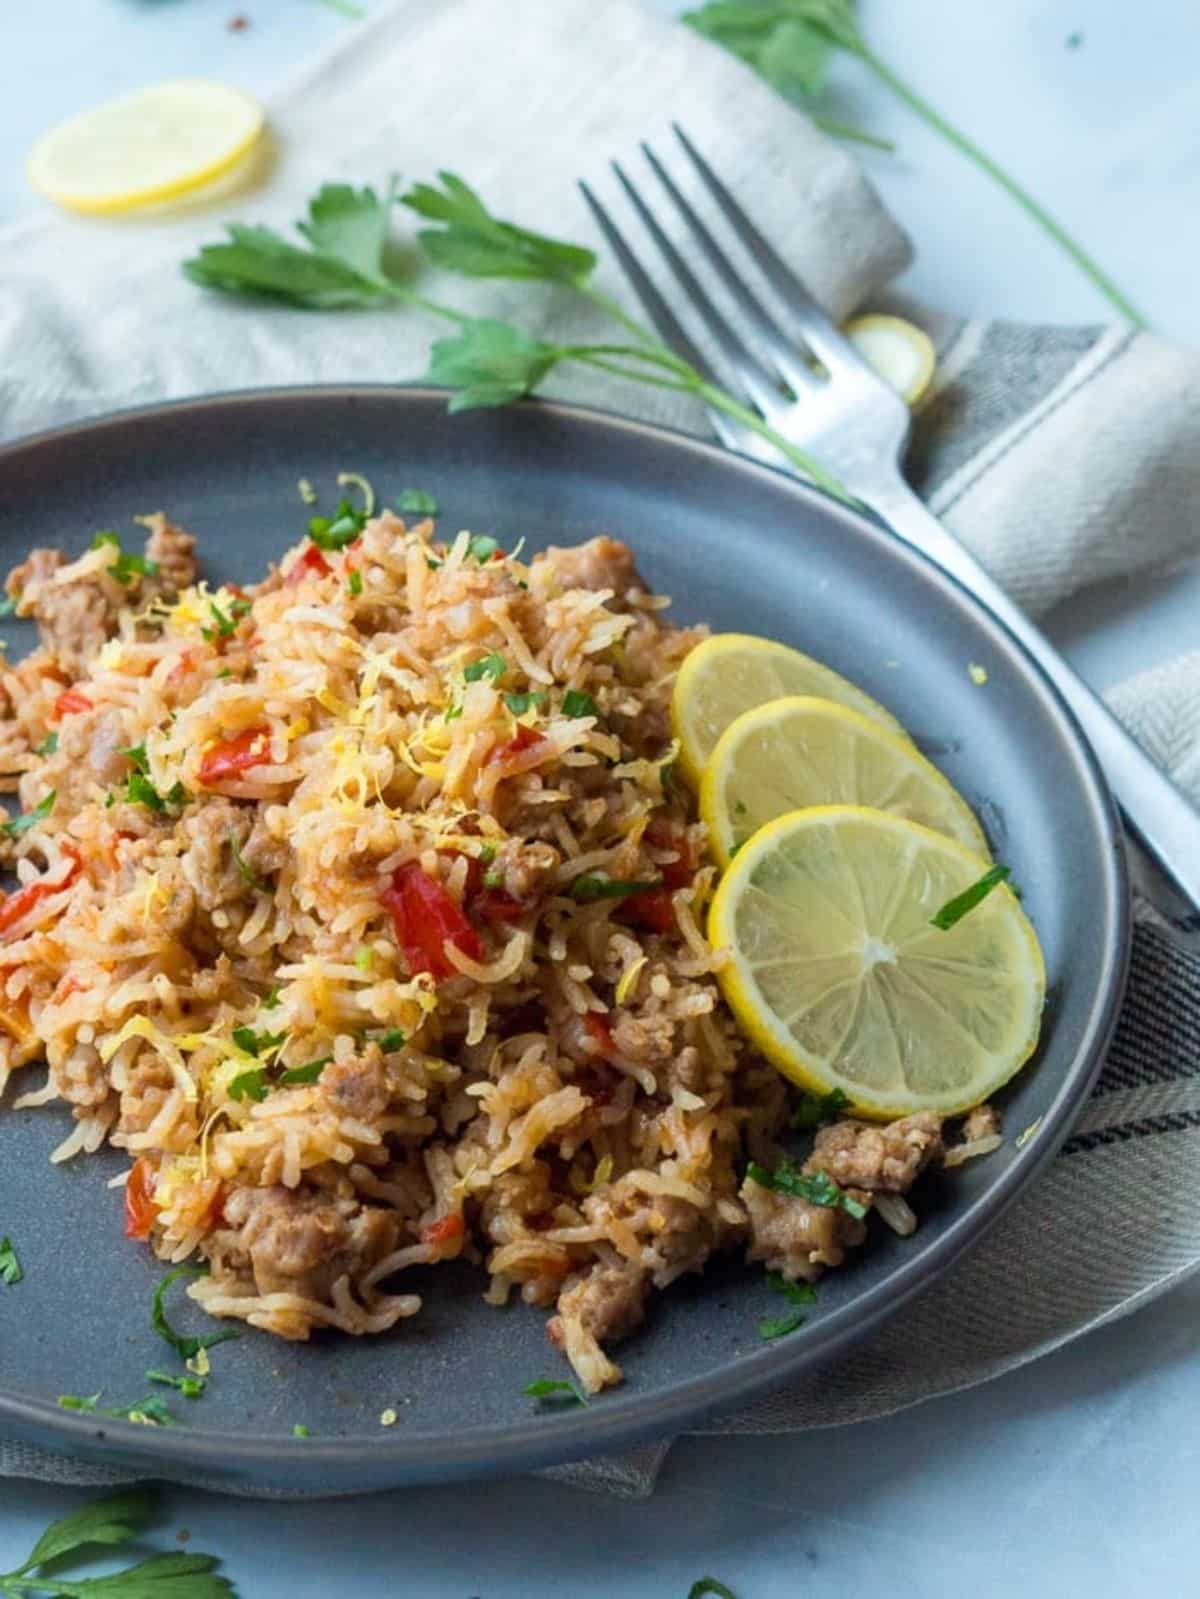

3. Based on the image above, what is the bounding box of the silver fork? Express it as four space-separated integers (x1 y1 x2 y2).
579 125 1200 939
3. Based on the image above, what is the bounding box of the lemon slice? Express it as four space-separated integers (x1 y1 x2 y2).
672 634 905 790
709 806 1044 1119
701 696 989 866
27 80 265 215
844 314 936 405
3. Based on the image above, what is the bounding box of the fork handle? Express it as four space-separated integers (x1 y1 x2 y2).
867 476 1200 935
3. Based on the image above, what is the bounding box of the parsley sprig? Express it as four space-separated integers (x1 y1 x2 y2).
183 179 845 498
747 1158 868 1220
90 532 159 586
0 1488 236 1597
151 1267 239 1362
683 0 1143 325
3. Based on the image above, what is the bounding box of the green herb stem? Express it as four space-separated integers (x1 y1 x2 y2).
810 113 895 152
853 44 1145 327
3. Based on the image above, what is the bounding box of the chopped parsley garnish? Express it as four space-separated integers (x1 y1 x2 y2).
765 1271 818 1307
790 1086 851 1130
482 869 504 889
147 1368 206 1398
0 1236 22 1285
292 1423 310 1439
463 651 506 683
524 1377 589 1408
757 1311 805 1340
354 945 373 972
262 984 282 1009
231 1026 287 1057
733 800 747 816
561 688 598 719
477 843 496 865
0 594 16 617
569 874 661 903
398 488 439 515
347 569 364 597
374 1029 406 1052
443 702 463 722
202 602 236 641
33 732 57 757
1 790 54 838
746 1160 868 1221
465 533 500 563
503 690 546 716
689 1581 739 1599
125 773 166 812
151 1266 240 1360
91 530 160 585
930 864 1012 929
278 1056 331 1087
228 1068 268 1103
230 834 261 890
58 1392 176 1427
308 498 366 551
116 752 188 814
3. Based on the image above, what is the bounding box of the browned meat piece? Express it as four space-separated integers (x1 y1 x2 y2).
217 1185 401 1301
491 838 560 903
241 820 288 877
7 548 121 677
140 514 197 594
548 1261 649 1348
963 1104 1001 1142
804 1112 944 1195
320 1047 389 1122
647 1194 731 1285
179 798 251 910
86 711 132 786
742 1177 868 1282
612 1008 675 1066
537 536 646 601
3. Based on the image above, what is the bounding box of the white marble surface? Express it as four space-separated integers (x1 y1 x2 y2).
2 1 1199 1593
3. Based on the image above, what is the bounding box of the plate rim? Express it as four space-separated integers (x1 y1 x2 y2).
0 384 1131 1486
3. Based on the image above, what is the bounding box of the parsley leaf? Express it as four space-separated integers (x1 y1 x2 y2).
790 1086 851 1130
463 651 506 683
569 875 661 902
758 1309 806 1340
278 1056 331 1087
746 1159 868 1220
90 530 159 585
151 1266 240 1361
58 1392 176 1427
228 1068 268 1103
398 487 439 515
426 318 563 412
347 569 364 597
765 1270 818 1307
0 1236 22 1285
561 689 598 719
292 1423 310 1438
33 732 58 757
689 1581 739 1599
146 1368 206 1398
203 601 237 640
374 1029 406 1052
465 533 500 563
503 690 546 716
262 984 282 1009
930 864 1012 929
401 172 596 286
524 1377 589 1408
125 772 166 813
1 791 54 838
308 497 367 550
2 1486 236 1597
231 1026 287 1058
295 180 396 286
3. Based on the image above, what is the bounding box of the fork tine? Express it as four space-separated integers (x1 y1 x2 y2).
610 160 790 421
577 180 731 398
639 142 821 397
672 123 868 377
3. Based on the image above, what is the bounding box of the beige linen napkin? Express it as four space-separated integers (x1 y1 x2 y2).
2 0 1199 1501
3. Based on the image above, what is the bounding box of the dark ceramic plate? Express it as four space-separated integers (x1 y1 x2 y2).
0 388 1127 1493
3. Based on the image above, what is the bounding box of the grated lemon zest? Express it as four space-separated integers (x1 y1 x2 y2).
380 1408 398 1427
614 956 648 1007
98 1016 198 1101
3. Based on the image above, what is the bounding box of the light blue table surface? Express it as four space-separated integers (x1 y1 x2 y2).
3 2 1199 1593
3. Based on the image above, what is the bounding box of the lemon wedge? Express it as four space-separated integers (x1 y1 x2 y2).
27 80 265 215
844 314 936 405
672 634 905 791
701 695 989 866
709 806 1044 1119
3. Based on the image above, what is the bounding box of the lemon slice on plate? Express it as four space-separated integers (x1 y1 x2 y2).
844 314 936 405
672 634 905 790
709 806 1044 1119
701 695 989 866
27 80 265 215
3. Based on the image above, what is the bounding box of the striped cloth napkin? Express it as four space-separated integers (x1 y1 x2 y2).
2 0 1199 1500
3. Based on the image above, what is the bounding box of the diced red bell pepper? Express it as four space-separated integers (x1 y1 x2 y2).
383 861 484 981
284 544 332 585
421 1212 465 1253
644 820 695 890
486 722 549 767
474 888 528 922
52 689 93 720
198 726 272 787
584 1012 615 1056
123 1157 158 1239
0 846 82 937
622 888 677 935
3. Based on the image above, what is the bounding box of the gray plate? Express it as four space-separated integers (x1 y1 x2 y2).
0 387 1127 1493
